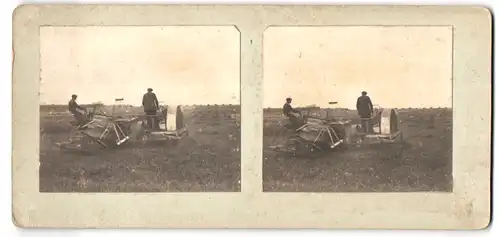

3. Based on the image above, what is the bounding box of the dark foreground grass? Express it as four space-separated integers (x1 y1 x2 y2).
262 109 453 192
39 108 241 192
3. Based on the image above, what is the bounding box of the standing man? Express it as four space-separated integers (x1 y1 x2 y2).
176 105 184 131
356 91 374 133
283 97 302 128
68 94 87 127
142 88 160 129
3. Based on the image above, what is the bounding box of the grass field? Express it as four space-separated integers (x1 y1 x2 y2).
39 105 241 192
262 108 453 192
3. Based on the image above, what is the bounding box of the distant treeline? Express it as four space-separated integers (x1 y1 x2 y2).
263 107 452 112
40 104 241 113
263 107 452 119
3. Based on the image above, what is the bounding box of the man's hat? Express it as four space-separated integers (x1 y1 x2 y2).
71 94 77 98
286 97 292 101
362 91 367 95
147 88 153 92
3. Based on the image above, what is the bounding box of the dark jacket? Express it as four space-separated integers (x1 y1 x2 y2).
68 99 84 114
142 92 159 111
283 103 298 117
356 95 373 118
176 106 184 130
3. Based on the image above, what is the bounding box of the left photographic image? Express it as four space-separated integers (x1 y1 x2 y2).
39 26 241 192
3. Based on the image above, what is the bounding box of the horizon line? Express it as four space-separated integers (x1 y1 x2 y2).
39 104 452 109
39 103 241 106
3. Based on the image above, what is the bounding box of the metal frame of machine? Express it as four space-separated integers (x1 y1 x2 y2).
268 105 403 154
350 108 403 145
56 103 188 154
294 117 347 151
268 115 347 154
139 112 189 143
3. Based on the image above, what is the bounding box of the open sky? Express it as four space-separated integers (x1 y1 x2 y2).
263 26 453 109
40 26 240 106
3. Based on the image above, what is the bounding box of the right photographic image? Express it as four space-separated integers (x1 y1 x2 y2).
262 26 453 192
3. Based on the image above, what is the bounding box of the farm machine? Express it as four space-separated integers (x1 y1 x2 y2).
268 103 404 155
55 101 189 154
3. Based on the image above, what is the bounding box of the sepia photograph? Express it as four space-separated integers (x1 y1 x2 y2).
38 26 241 192
13 5 490 229
263 26 453 192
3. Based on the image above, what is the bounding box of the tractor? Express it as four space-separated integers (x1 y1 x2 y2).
55 101 189 155
267 103 403 156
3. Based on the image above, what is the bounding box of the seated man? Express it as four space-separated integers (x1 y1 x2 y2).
68 94 88 128
283 97 302 128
